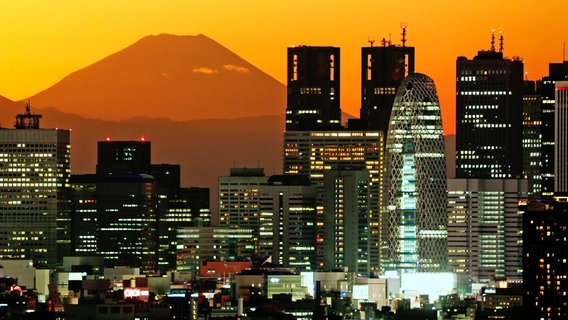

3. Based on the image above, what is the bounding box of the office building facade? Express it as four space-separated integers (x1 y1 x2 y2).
0 106 71 266
383 73 447 272
283 130 383 275
455 48 524 179
555 81 568 193
322 169 370 275
447 179 527 289
286 46 341 131
96 174 157 273
176 226 255 274
360 29 415 132
539 61 568 196
522 80 542 196
258 175 317 271
218 168 268 230
523 198 568 319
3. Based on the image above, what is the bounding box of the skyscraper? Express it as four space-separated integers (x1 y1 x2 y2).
539 61 568 196
0 105 71 266
522 80 542 196
447 179 527 289
283 130 383 274
96 174 157 273
258 175 317 271
322 169 370 275
383 73 447 272
556 81 568 193
360 26 415 132
455 39 524 179
286 46 341 131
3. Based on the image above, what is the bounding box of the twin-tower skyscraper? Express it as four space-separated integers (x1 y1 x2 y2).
285 29 415 134
283 29 448 275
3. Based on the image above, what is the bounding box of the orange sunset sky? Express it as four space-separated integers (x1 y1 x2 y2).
1 1 567 134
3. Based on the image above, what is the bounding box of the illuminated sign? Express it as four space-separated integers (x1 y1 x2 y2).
124 288 150 299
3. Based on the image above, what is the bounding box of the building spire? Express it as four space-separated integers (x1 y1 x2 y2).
401 23 407 47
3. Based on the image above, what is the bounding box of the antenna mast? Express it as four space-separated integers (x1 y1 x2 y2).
401 23 407 47
368 37 375 47
490 29 495 51
499 31 504 52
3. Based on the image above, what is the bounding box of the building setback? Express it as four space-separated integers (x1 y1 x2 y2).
0 105 71 266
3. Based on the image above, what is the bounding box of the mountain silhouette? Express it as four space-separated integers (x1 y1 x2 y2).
25 34 286 121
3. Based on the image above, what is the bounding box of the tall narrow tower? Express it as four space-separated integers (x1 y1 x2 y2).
360 26 415 132
384 73 447 272
286 46 341 130
540 61 568 196
555 81 568 193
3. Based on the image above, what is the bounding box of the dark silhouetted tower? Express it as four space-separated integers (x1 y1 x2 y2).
286 46 341 130
539 61 568 196
96 139 151 175
360 26 415 133
455 38 524 179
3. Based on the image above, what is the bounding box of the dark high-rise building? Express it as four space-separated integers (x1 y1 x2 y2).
70 174 98 256
522 80 542 196
360 27 415 132
523 198 568 319
455 41 524 179
0 105 71 267
556 81 568 194
97 139 151 175
96 174 157 273
71 139 204 274
286 46 341 130
539 61 568 196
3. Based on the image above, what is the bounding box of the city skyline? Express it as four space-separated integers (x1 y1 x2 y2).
1 1 567 135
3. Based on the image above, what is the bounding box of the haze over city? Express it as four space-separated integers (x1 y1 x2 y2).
1 0 567 134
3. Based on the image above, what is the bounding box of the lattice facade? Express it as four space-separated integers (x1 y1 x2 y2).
384 73 448 272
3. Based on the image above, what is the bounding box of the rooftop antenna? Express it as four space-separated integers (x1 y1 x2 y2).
490 29 496 51
401 23 407 47
564 42 566 62
381 37 387 47
368 37 375 47
499 31 504 52
388 33 392 46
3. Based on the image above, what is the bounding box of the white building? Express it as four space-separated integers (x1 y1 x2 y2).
0 105 71 266
447 178 527 291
